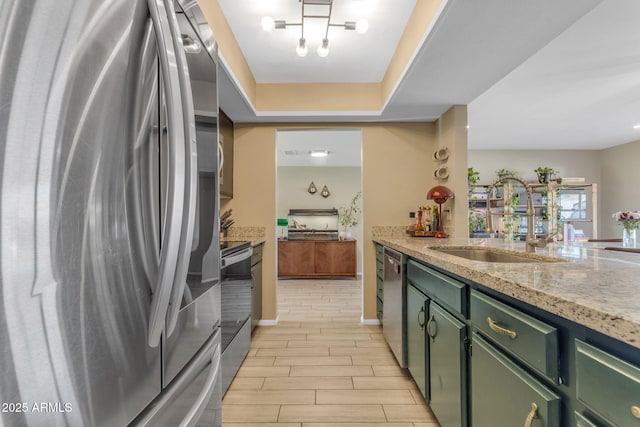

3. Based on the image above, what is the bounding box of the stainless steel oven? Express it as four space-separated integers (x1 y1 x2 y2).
220 241 253 393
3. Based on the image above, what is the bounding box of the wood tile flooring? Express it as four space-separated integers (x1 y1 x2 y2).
222 279 440 426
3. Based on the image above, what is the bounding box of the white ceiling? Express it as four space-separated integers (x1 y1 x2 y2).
468 0 640 150
277 129 362 167
218 0 415 83
216 0 640 151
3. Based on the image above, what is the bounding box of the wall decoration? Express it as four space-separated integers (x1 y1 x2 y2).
308 181 317 194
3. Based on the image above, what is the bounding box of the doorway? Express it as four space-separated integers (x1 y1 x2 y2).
275 128 363 318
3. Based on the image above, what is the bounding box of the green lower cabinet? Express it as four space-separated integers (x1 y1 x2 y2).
407 283 428 399
575 339 640 427
471 333 560 427
429 301 467 427
574 412 600 427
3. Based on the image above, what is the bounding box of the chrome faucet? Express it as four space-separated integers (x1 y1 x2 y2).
485 176 547 253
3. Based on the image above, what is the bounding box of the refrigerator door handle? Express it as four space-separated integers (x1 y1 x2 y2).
218 137 224 172
147 0 188 348
163 0 199 337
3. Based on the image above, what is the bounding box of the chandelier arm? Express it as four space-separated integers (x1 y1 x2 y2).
300 1 305 38
324 0 333 39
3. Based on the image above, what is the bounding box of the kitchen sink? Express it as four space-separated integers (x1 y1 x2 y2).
431 247 563 263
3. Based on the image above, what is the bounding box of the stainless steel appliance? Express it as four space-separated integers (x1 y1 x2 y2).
220 241 253 393
0 0 223 425
383 247 407 368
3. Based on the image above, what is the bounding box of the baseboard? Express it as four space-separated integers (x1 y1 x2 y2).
257 317 279 326
361 317 381 325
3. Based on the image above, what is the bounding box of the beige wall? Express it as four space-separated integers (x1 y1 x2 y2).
600 139 640 238
436 105 468 237
222 122 437 322
221 125 277 319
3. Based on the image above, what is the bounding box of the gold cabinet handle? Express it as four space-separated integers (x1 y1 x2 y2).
524 402 538 427
427 314 437 342
487 316 517 339
418 306 426 330
632 405 640 419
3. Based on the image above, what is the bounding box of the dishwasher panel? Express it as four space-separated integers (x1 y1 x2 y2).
382 247 406 368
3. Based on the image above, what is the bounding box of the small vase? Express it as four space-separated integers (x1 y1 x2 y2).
623 228 638 248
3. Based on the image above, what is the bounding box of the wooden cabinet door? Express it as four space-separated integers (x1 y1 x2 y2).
429 301 467 427
315 241 356 276
277 241 315 277
407 283 428 399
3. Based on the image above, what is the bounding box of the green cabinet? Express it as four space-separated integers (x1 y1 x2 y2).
575 339 640 427
470 289 558 382
396 252 640 427
429 301 467 427
471 333 561 427
574 412 599 427
406 259 468 426
406 283 428 398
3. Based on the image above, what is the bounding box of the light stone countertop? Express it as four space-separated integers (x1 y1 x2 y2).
373 236 640 349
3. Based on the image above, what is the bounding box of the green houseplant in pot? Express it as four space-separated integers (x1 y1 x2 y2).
535 166 558 184
339 192 362 240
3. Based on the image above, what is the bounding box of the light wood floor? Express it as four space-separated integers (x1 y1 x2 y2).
222 279 440 426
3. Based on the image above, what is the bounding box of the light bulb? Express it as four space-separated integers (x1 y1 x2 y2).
355 18 368 34
317 38 329 57
296 38 308 57
261 16 275 32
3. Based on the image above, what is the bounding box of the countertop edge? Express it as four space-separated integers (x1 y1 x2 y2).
374 237 640 350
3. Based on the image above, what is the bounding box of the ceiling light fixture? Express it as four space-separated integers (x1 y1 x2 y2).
633 124 640 129
261 0 369 58
309 150 329 157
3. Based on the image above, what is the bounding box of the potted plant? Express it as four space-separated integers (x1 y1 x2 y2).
468 167 480 186
338 192 362 239
494 169 518 198
534 166 558 184
495 168 519 179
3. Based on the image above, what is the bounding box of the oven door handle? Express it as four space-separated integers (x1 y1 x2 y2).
222 247 253 268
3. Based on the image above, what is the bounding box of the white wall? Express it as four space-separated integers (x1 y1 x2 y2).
277 166 363 273
600 139 640 238
468 150 601 237
468 150 601 185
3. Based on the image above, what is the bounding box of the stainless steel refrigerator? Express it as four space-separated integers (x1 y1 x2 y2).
0 0 222 425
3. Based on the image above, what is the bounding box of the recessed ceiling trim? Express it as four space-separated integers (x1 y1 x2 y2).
218 51 259 115
216 2 451 122
380 0 450 112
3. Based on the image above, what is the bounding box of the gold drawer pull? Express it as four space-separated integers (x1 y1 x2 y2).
632 405 640 419
524 402 538 427
487 317 517 339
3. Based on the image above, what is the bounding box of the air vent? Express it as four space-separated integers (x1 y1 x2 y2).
284 150 299 156
303 0 332 5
